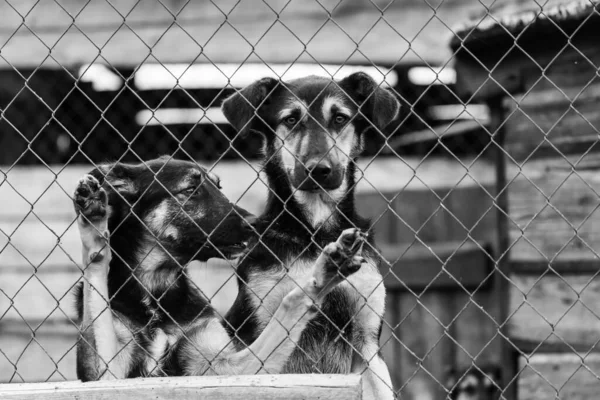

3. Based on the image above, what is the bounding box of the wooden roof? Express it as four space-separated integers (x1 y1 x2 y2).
450 0 600 59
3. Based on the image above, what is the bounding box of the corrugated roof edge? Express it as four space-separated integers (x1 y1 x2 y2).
449 0 600 52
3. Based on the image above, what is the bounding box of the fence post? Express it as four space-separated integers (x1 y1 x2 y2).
488 97 518 400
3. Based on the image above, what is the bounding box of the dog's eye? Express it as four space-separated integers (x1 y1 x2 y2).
334 114 349 125
283 116 297 126
181 187 198 196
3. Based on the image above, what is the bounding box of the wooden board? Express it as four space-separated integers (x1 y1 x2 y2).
0 157 495 220
382 172 500 400
0 258 239 322
380 241 493 291
518 353 600 400
453 32 600 101
504 76 600 162
0 321 78 383
391 292 457 400
508 273 600 352
451 292 501 369
506 153 600 270
0 161 268 221
0 374 363 400
0 0 518 68
0 239 494 323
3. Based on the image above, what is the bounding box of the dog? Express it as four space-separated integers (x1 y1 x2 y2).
73 156 365 380
221 72 401 400
445 365 502 400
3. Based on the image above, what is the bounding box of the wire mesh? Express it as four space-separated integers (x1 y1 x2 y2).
1 0 600 399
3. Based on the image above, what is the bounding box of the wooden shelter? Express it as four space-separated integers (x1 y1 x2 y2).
452 1 600 398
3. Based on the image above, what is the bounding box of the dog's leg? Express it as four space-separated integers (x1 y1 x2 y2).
242 227 366 373
74 174 124 380
353 341 395 400
182 228 365 375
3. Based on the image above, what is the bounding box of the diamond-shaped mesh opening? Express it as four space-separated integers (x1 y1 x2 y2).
2 0 600 399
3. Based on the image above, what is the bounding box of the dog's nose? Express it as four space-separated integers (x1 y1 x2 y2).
306 161 332 182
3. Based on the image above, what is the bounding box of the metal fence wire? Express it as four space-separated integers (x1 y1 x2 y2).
1 0 600 399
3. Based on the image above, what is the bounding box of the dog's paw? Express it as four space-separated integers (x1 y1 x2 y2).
321 228 366 281
74 174 107 224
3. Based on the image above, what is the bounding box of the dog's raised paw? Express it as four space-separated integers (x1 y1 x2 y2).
73 174 107 223
322 228 366 279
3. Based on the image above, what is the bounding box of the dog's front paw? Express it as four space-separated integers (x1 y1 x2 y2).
74 174 111 269
74 174 107 223
321 228 366 282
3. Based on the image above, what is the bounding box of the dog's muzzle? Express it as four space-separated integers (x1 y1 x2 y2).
292 160 344 191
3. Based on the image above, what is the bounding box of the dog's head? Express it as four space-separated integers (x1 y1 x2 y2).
222 73 400 194
90 156 254 263
445 365 502 400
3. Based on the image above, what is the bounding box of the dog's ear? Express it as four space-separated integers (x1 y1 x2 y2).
89 163 138 197
221 77 279 135
339 72 400 131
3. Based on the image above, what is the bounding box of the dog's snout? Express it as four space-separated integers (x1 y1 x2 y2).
292 158 343 191
306 161 332 183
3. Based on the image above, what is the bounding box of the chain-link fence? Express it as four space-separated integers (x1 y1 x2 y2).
1 0 600 399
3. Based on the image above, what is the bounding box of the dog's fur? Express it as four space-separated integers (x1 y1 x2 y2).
221 72 401 400
445 365 502 400
73 156 365 380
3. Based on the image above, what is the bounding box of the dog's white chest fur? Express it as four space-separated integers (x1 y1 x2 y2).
248 255 385 334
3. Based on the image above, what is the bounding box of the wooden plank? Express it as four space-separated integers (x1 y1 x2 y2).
511 259 600 276
0 161 268 221
394 292 455 400
506 153 600 271
0 269 81 322
0 216 81 270
0 259 239 321
447 182 501 370
0 0 510 68
387 174 499 399
508 273 600 352
0 321 78 383
0 239 492 322
391 175 497 246
518 353 600 400
454 40 600 101
0 158 495 220
0 374 363 399
380 241 492 291
385 120 487 150
504 79 600 162
451 292 501 368
355 191 398 244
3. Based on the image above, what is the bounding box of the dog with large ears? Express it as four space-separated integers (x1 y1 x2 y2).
221 72 400 400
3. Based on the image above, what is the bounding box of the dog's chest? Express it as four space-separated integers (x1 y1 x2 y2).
247 255 386 333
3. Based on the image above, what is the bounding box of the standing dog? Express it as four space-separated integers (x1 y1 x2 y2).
221 72 400 399
73 156 365 380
